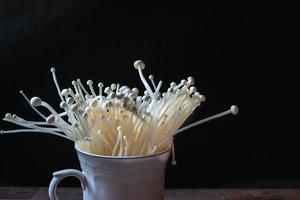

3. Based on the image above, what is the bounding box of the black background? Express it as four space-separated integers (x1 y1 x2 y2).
0 0 298 187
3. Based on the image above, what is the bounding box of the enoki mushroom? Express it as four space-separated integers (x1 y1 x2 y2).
1 60 238 164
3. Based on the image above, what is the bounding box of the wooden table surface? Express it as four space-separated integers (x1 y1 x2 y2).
1 187 300 200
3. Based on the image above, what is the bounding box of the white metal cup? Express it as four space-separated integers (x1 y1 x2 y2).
49 145 170 200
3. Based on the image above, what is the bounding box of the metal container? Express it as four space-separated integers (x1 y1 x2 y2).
49 145 170 200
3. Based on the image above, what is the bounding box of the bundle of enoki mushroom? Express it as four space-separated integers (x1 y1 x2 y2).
1 60 238 163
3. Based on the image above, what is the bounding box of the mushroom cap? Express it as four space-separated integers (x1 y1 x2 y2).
134 60 145 70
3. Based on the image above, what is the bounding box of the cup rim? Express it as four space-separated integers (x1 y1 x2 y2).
75 144 171 159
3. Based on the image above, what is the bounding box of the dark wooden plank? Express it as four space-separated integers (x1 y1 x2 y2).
0 187 38 199
226 189 300 200
31 187 82 200
30 188 300 200
165 189 230 200
2 187 300 200
166 189 300 200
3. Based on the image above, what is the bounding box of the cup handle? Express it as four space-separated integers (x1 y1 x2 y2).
48 169 87 200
